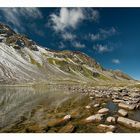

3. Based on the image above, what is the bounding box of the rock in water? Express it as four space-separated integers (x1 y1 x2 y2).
98 108 109 114
85 114 103 123
63 115 71 121
106 116 116 124
97 124 116 132
118 109 128 117
58 123 75 133
117 117 140 130
118 103 136 110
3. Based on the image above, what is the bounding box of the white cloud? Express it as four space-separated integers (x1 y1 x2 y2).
112 59 120 64
59 42 66 49
61 32 76 41
73 41 86 48
0 8 42 31
88 27 118 41
93 44 112 53
49 8 99 32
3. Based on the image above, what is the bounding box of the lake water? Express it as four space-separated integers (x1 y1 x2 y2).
0 85 140 133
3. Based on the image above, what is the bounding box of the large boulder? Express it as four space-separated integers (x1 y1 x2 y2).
85 114 103 123
118 103 136 110
98 108 109 114
118 109 128 117
117 117 140 130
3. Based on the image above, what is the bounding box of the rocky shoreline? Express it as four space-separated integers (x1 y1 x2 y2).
0 85 140 133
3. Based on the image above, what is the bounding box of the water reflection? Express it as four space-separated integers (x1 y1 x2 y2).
0 86 70 128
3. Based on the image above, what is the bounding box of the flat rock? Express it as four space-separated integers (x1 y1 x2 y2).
58 123 75 133
117 117 140 130
118 103 136 110
106 116 116 124
94 104 100 108
97 124 116 132
98 108 109 114
118 109 128 117
113 99 124 103
85 114 103 123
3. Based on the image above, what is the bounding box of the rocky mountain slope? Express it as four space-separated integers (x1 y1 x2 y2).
0 23 134 84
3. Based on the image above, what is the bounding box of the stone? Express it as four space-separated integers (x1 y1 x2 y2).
94 104 100 108
97 124 116 132
106 116 116 124
118 103 136 110
63 115 71 121
117 117 140 130
89 96 94 100
118 109 128 117
98 108 109 114
48 115 71 127
85 114 103 123
58 123 75 133
113 99 123 103
85 105 91 109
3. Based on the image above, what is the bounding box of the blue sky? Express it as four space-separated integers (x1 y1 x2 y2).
0 8 140 80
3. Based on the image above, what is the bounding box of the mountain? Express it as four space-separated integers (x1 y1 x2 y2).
0 23 134 85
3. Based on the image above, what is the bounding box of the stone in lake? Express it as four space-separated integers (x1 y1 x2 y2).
94 104 100 108
48 115 71 127
63 115 71 121
26 124 45 133
117 117 140 130
97 124 116 132
98 108 109 114
106 116 116 124
113 99 124 103
85 114 103 123
118 103 136 110
58 123 75 133
118 109 128 117
85 105 91 109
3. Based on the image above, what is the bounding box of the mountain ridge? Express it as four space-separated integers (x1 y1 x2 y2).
0 23 134 85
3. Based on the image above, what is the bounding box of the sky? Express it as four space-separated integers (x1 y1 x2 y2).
0 8 140 80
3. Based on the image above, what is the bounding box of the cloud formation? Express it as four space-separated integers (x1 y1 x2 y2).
72 41 86 48
49 8 99 32
61 32 76 41
93 44 113 53
88 27 118 41
112 59 120 64
0 8 42 31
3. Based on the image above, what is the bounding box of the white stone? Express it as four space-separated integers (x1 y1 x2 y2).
106 116 116 123
98 108 109 114
85 114 103 123
94 104 100 108
118 103 136 110
118 109 128 117
97 124 116 132
117 117 140 130
63 115 71 121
